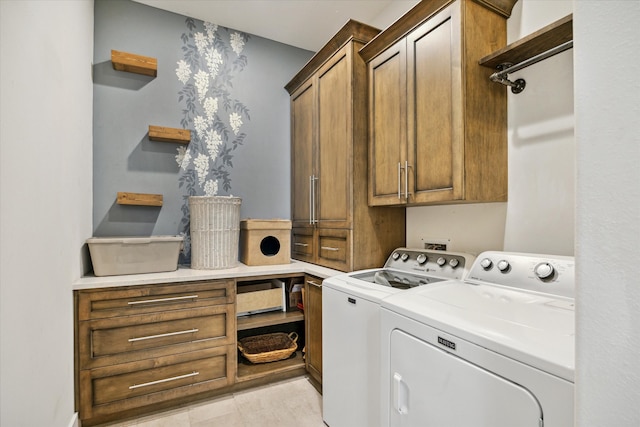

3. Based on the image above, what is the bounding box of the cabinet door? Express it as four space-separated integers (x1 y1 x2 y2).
291 79 315 228
407 3 464 204
305 275 323 386
316 45 352 227
368 40 407 206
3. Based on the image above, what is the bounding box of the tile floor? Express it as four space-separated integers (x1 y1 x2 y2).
96 376 325 427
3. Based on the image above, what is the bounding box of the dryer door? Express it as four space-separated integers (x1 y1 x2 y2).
389 329 542 427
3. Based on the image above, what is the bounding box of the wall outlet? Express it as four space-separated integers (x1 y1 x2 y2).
422 238 450 251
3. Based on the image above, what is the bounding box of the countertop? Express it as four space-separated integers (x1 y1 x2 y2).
72 260 342 290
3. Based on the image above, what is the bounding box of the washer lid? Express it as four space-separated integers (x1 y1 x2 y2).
381 280 575 382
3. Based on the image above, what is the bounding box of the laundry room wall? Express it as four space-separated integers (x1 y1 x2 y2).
93 0 313 261
1 1 94 426
405 0 575 257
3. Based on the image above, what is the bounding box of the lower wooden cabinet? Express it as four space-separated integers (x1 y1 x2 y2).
305 275 323 388
74 280 236 426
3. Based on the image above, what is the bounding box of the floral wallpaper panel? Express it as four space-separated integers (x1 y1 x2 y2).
174 18 251 262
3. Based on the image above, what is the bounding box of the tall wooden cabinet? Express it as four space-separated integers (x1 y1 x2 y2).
360 0 510 206
286 20 406 272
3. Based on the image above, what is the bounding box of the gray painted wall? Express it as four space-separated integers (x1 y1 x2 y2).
93 0 313 262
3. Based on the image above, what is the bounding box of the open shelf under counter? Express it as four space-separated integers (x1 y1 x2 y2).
236 310 304 331
236 352 306 383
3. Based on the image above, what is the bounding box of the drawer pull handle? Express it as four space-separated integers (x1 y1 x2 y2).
294 242 309 247
321 246 340 251
129 371 199 390
128 328 199 343
128 295 198 305
307 280 322 288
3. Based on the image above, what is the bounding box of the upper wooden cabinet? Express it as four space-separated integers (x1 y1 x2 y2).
361 0 509 206
286 20 406 272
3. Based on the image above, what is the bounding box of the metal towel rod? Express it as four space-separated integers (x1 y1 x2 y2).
490 40 574 94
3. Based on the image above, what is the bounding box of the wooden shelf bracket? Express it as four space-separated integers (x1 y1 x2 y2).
479 14 573 94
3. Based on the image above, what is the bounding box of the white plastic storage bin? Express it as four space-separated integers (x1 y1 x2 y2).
87 235 183 276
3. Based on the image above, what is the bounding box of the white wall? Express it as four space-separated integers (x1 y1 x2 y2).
0 1 94 426
574 2 640 426
406 0 575 257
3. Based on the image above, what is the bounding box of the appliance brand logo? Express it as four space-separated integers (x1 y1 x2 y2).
437 336 456 351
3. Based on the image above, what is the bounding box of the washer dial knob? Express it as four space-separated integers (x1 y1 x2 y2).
497 260 510 272
400 253 410 262
416 254 428 265
449 258 459 268
480 258 493 269
436 257 446 266
535 262 555 280
392 252 400 260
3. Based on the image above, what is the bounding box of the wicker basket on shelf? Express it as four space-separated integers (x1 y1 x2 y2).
238 332 298 364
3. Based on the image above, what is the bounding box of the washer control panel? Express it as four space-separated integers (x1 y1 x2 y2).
384 248 475 281
466 251 575 298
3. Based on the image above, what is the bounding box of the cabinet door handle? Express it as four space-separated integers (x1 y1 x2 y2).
398 162 402 199
405 160 410 200
127 295 198 305
129 371 199 390
294 242 309 247
307 280 322 288
312 175 319 224
309 175 314 225
321 246 340 251
128 328 199 342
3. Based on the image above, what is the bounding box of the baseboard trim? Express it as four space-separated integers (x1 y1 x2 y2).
68 412 79 427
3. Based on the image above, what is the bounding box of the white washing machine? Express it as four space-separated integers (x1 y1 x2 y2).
380 251 575 427
322 248 475 427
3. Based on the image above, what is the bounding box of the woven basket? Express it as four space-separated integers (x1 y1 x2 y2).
238 332 298 364
189 196 241 269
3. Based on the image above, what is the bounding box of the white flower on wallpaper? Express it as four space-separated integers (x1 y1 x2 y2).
205 129 222 157
229 112 243 135
230 32 245 55
205 48 223 78
203 97 218 121
193 153 210 185
175 17 251 261
194 32 208 53
175 60 191 84
193 115 208 140
194 70 209 102
204 179 218 197
204 22 218 41
175 146 191 170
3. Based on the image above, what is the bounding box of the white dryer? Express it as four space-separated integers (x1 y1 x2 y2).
380 251 575 427
323 248 475 427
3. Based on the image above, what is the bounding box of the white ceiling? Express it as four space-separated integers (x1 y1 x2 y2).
132 0 418 51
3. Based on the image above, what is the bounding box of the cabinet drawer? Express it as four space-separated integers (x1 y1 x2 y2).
79 305 235 369
292 228 314 261
77 280 234 320
317 229 350 272
79 345 235 421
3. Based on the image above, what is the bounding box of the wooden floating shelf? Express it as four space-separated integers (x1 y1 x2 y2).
479 14 573 69
111 49 157 77
116 192 163 207
148 125 191 144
